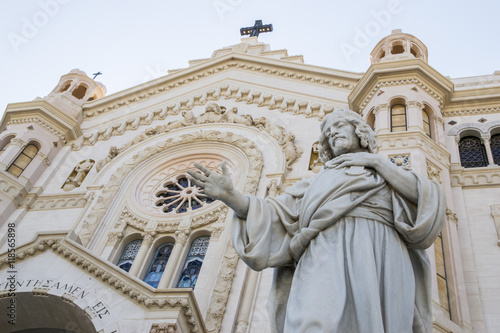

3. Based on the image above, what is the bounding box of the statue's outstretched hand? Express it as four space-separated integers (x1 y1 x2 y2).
187 161 234 201
187 161 250 219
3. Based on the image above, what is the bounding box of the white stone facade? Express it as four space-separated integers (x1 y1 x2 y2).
0 30 499 332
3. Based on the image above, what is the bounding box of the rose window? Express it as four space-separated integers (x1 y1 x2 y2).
155 176 214 213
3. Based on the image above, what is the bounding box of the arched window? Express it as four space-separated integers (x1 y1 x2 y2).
422 109 431 137
117 239 142 272
6 143 39 177
177 236 210 288
72 84 88 99
366 109 375 131
458 136 488 168
434 233 451 320
391 104 407 132
0 135 14 155
59 80 72 92
143 242 174 288
491 134 500 165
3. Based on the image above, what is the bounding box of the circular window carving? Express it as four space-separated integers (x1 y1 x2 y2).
155 175 214 213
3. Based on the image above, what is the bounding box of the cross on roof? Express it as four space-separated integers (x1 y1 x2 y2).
240 20 273 37
92 71 102 80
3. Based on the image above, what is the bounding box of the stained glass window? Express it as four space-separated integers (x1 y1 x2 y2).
491 134 500 165
143 242 174 288
177 236 210 288
117 239 142 272
155 176 214 214
391 104 407 132
6 143 39 177
458 136 488 168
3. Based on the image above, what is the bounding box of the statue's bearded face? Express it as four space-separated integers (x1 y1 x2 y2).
324 117 364 156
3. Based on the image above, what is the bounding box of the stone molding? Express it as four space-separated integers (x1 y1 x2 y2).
23 192 90 211
0 172 27 205
204 238 239 333
377 131 450 167
78 130 264 247
7 117 68 143
150 323 179 333
450 164 500 187
358 78 443 111
74 85 335 150
426 159 442 183
490 204 500 246
92 104 302 172
443 106 500 117
446 209 458 226
447 120 500 139
0 234 206 333
82 61 353 119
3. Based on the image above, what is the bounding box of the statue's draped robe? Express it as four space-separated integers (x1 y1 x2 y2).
232 163 446 333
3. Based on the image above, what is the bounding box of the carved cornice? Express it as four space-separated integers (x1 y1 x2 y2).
92 104 302 172
22 192 90 211
7 117 68 143
357 78 443 111
78 130 264 246
443 106 500 117
0 234 206 333
0 172 28 205
450 164 500 187
377 131 450 167
73 89 334 150
82 60 355 119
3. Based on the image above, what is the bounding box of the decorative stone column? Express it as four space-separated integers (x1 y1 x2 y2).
374 103 389 134
481 135 496 166
407 101 424 132
128 231 156 277
157 228 190 289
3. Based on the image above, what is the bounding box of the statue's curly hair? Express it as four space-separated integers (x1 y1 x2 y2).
318 109 378 162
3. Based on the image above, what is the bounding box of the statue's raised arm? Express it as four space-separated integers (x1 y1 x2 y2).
187 161 250 218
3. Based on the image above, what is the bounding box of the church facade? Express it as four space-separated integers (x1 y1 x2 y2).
0 29 499 332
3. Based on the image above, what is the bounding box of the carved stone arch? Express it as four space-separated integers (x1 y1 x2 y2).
448 123 485 140
486 120 500 136
77 130 266 249
0 292 98 332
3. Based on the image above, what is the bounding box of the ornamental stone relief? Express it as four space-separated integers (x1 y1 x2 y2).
426 159 442 183
73 88 335 151
81 61 350 119
92 104 302 172
0 235 205 333
78 130 263 247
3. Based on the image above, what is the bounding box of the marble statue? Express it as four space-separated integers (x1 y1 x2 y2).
188 109 445 333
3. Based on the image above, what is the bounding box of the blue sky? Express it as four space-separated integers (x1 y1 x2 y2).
1 0 499 118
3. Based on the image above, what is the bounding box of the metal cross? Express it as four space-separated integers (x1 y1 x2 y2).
92 71 102 80
240 20 273 37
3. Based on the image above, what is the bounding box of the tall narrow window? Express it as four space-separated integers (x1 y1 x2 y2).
422 109 431 137
6 143 38 177
143 242 174 288
391 104 407 132
177 236 210 288
117 239 142 272
434 233 451 320
491 134 500 165
458 136 488 168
